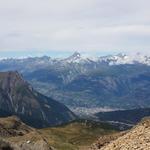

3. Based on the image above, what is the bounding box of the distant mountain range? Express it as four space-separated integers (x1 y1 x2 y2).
1 52 150 67
0 71 76 128
0 52 150 114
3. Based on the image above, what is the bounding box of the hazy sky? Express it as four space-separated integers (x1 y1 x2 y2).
0 0 150 57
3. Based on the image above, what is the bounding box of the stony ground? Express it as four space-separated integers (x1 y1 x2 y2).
0 116 53 150
89 117 150 150
88 132 126 150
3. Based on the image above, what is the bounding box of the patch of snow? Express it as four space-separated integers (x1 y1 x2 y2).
26 140 31 144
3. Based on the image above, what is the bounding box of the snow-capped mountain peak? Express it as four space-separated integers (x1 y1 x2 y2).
63 51 82 63
71 51 81 58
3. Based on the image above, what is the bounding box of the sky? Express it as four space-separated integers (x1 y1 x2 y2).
0 0 150 58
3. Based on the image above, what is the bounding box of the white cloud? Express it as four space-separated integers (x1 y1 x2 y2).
0 0 150 54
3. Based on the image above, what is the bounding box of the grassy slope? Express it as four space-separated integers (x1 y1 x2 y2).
39 120 117 150
0 117 118 150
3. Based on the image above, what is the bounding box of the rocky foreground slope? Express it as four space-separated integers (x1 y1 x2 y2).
89 117 150 150
0 116 53 150
0 116 117 150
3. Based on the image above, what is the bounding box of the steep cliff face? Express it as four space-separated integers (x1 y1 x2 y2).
0 71 76 128
89 117 150 150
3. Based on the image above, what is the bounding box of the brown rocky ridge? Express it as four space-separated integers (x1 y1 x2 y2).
0 116 53 150
89 117 150 150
